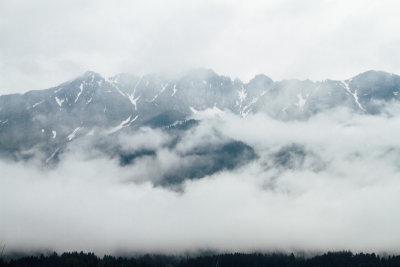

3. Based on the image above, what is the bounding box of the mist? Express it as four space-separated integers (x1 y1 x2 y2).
1 107 400 256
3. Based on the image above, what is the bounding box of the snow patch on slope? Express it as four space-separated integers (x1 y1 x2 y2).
75 83 84 103
171 84 177 96
54 97 64 107
86 96 93 104
190 106 198 114
296 93 309 108
45 147 60 163
106 76 126 97
342 80 366 112
238 87 247 102
107 115 138 134
241 97 260 117
67 127 81 141
128 94 140 110
32 101 44 108
149 83 169 102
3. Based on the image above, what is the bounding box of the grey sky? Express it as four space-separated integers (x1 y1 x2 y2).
1 0 400 94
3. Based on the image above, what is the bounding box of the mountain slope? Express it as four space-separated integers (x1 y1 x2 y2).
0 69 399 168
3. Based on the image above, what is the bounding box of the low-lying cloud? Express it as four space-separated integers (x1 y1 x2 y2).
1 107 400 256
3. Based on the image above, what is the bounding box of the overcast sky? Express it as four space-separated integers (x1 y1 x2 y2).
1 0 400 94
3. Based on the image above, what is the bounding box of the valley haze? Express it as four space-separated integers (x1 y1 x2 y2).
0 69 400 256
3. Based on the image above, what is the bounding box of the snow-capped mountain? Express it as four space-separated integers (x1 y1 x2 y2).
0 69 399 170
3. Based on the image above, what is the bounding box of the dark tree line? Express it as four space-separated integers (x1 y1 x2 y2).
2 251 400 267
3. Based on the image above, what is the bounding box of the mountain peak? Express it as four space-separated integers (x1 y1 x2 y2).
351 70 392 81
81 70 103 80
247 74 273 86
182 68 218 79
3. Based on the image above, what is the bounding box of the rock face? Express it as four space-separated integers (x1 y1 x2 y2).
0 69 399 170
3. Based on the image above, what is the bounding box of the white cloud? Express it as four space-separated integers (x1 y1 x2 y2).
1 108 400 255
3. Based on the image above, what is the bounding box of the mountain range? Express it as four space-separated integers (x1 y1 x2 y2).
1 69 399 185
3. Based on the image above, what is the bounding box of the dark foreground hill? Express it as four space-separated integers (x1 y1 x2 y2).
2 251 400 267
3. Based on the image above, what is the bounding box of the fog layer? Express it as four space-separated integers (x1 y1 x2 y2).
1 107 400 255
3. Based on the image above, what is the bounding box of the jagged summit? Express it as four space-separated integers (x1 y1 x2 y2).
81 70 102 77
351 70 391 79
182 68 218 79
248 74 273 85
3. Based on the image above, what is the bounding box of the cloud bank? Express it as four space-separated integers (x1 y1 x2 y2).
1 107 400 255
